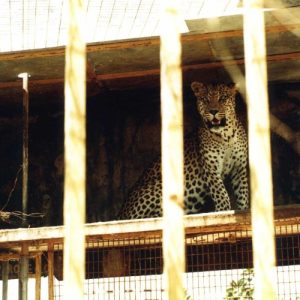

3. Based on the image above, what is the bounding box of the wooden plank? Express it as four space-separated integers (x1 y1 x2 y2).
86 57 103 91
0 219 299 253
48 244 54 300
0 205 300 245
0 221 298 253
0 78 63 89
94 51 300 80
243 1 276 299
35 253 41 300
1 51 300 90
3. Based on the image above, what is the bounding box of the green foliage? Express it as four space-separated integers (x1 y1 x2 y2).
225 269 254 300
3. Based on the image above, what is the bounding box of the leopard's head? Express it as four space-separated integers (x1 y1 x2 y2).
191 82 237 133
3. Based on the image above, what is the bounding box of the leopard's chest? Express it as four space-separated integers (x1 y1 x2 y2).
200 136 240 179
219 146 236 178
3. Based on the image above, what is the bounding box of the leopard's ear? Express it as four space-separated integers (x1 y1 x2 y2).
191 82 206 96
227 83 237 94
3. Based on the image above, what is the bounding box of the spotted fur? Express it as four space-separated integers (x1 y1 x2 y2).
118 82 249 219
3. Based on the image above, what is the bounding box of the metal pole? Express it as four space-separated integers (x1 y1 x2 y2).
18 244 29 300
18 72 30 226
243 1 276 299
18 73 30 300
2 261 9 300
63 0 86 299
160 0 185 299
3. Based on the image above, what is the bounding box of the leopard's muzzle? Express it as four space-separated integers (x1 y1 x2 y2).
204 110 226 128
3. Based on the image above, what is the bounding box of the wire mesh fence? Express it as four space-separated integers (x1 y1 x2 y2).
1 207 300 299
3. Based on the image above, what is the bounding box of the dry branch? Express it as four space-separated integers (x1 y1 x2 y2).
1 166 22 211
0 211 44 224
270 114 300 155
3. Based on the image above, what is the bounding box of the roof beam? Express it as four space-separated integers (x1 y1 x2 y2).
0 51 300 90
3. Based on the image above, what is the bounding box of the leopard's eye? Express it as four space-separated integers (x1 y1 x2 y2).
200 97 209 103
219 95 227 102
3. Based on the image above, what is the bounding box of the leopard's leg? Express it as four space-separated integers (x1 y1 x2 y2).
202 169 231 211
184 179 208 214
231 162 249 210
118 180 162 220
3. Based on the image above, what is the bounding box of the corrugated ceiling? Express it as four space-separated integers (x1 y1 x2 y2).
0 0 244 52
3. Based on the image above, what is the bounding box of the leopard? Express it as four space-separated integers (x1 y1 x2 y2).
118 82 249 220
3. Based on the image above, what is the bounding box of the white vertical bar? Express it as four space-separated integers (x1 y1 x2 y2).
63 0 86 299
243 1 276 299
160 0 185 299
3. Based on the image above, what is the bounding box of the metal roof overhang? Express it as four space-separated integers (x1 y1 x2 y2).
0 6 300 105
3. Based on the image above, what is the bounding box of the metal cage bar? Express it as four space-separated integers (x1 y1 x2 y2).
63 0 86 299
243 0 277 298
160 0 185 299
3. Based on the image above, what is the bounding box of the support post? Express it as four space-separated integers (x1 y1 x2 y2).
63 0 86 299
18 72 30 226
48 244 54 300
35 253 42 300
18 244 29 300
160 0 185 299
2 261 9 300
243 1 276 299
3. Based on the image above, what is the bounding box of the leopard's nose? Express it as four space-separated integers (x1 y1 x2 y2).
209 109 218 116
